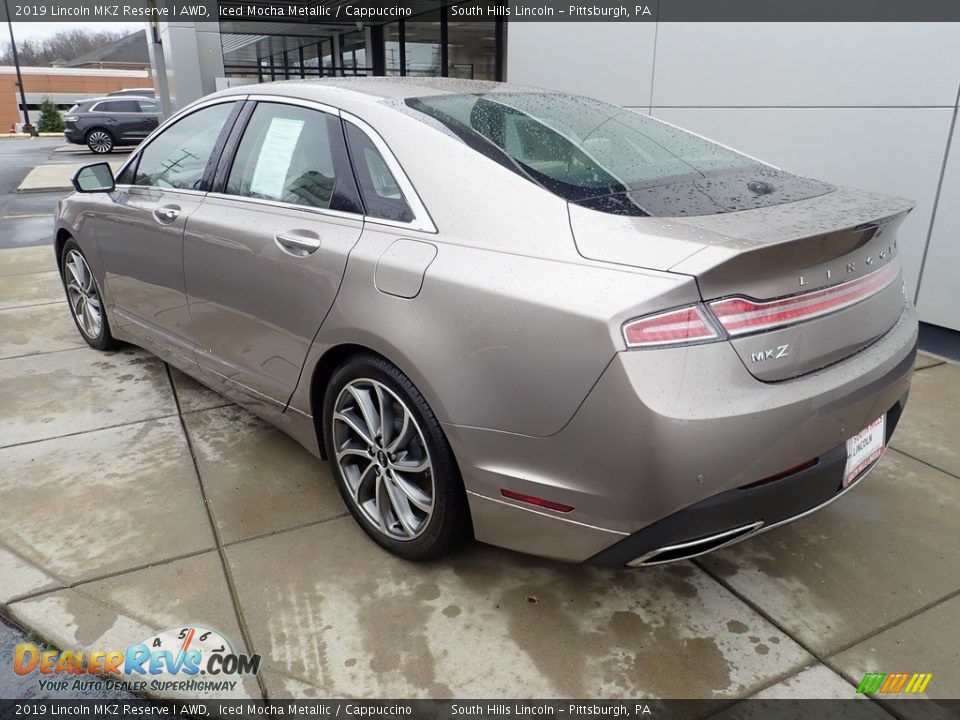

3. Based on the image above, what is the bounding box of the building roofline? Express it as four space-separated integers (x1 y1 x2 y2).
0 66 150 77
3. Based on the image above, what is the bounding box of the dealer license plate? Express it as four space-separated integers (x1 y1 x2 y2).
843 416 886 487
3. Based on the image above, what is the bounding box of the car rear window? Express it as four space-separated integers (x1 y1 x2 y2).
404 92 833 217
95 100 139 113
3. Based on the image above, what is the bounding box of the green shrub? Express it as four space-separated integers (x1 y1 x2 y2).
37 96 65 133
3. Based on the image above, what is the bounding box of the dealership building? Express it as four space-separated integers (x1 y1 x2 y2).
135 10 960 335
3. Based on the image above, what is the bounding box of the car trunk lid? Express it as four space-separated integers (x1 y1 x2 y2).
569 187 913 381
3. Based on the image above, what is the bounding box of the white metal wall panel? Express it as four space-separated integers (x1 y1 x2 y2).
916 112 960 331
651 22 960 108
506 22 656 107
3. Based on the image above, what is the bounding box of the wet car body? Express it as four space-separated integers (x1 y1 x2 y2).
54 79 917 565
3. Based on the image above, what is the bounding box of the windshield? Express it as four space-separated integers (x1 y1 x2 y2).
404 92 832 216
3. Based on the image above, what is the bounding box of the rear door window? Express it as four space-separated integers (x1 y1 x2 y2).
225 102 362 213
343 122 413 223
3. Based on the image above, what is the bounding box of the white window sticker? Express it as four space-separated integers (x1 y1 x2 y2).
249 117 305 200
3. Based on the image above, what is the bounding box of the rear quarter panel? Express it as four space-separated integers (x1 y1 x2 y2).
292 225 699 437
289 99 703 437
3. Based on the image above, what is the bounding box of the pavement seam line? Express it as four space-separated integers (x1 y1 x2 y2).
0 345 87 362
2 545 217 608
823 584 960 660
692 561 895 712
0 300 66 311
696 543 960 702
0 538 70 612
886 445 960 482
164 363 271 702
912 360 946 372
693 558 848 669
0 414 181 452
220 511 351 550
0 267 59 277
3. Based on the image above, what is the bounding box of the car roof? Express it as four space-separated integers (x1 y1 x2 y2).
81 95 155 105
203 77 557 115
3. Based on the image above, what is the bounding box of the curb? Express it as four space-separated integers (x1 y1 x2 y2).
0 133 64 139
16 185 71 194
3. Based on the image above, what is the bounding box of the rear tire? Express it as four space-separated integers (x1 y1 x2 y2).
323 353 470 560
85 129 114 154
60 239 117 351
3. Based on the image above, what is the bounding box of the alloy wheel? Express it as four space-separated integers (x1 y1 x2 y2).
332 378 435 540
87 131 112 153
64 250 103 339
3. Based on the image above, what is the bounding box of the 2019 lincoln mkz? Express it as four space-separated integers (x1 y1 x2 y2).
55 78 917 566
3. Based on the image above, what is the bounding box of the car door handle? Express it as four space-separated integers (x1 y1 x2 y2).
153 206 180 223
275 232 321 255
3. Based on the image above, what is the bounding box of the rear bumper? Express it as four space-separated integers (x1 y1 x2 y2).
64 129 83 144
447 302 918 564
588 392 907 566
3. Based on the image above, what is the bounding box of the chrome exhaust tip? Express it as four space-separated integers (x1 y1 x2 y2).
627 520 764 567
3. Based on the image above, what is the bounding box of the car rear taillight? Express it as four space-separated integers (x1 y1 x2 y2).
708 262 899 337
622 305 720 348
65 115 79 122
622 263 899 350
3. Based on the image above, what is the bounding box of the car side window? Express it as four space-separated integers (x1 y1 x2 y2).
225 102 361 213
115 161 135 185
133 102 234 191
137 100 158 113
96 100 139 113
343 122 413 223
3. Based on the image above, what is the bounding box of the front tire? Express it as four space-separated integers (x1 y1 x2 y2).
323 353 470 560
60 240 117 351
85 129 114 154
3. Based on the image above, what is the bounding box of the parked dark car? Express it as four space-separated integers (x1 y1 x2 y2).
107 88 156 98
64 96 161 154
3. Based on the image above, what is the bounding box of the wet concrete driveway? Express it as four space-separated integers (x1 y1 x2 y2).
1 245 958 704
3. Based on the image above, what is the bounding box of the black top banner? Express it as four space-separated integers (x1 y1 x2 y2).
3 0 960 23
2 699 960 720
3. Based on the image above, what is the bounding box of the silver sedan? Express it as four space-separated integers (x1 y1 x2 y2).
55 78 917 566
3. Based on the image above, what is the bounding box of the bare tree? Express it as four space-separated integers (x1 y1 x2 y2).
1 28 130 66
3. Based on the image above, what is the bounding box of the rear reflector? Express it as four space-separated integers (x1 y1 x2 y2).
738 458 819 489
709 262 899 337
622 305 720 348
501 489 574 513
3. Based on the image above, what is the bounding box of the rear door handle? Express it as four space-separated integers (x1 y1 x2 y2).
153 206 180 223
275 232 321 255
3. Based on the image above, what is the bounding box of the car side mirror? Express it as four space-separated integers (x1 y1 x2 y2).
72 163 115 193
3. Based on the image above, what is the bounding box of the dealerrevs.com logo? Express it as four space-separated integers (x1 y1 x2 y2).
14 626 261 694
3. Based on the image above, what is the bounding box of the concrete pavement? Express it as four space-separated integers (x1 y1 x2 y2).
0 244 958 704
16 161 126 193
